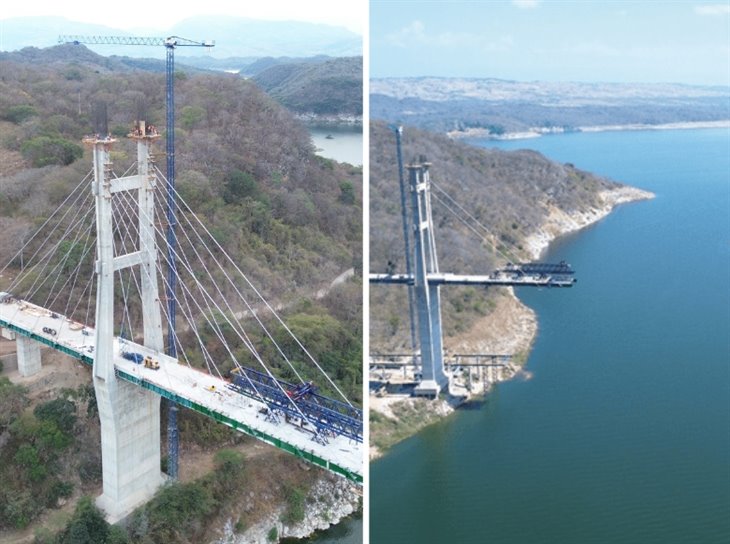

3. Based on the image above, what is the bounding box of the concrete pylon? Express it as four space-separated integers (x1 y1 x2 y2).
16 335 41 377
90 128 165 522
408 163 449 396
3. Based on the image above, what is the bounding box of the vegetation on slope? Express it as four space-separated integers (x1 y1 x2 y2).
0 44 362 540
0 380 97 530
254 57 363 117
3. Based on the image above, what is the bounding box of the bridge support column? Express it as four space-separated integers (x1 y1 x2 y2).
95 379 164 522
16 336 41 377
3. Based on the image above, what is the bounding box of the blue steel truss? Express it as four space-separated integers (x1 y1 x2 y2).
504 261 575 276
228 367 363 443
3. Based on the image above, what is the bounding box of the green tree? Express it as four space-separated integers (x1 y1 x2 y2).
223 169 262 204
180 105 205 131
57 496 122 544
2 104 37 124
20 136 83 167
14 444 46 482
128 482 216 542
34 398 77 434
339 180 356 205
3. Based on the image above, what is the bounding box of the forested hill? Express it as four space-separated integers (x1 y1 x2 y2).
372 77 730 135
0 44 362 398
253 56 363 117
369 120 617 348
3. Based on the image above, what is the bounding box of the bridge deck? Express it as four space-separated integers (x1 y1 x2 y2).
369 271 576 287
0 299 362 483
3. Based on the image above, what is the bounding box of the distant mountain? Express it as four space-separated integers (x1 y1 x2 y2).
371 77 730 135
128 54 334 76
0 16 361 59
253 57 362 116
0 43 211 76
241 55 331 77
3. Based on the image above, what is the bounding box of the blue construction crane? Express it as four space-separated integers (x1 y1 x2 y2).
59 34 214 480
392 126 419 363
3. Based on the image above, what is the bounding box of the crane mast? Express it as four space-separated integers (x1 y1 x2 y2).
59 34 214 480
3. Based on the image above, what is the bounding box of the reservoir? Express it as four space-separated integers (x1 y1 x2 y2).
370 128 730 543
309 125 363 166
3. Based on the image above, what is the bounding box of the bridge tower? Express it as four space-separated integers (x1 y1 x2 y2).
89 122 166 521
408 163 449 396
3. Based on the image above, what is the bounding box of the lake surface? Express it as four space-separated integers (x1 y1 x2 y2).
309 125 363 166
370 128 730 543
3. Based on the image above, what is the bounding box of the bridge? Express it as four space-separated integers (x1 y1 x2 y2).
0 298 362 482
370 128 575 397
0 125 362 521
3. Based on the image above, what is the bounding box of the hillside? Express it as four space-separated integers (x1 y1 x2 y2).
0 44 362 312
371 77 730 135
369 120 619 349
254 57 363 117
0 45 362 541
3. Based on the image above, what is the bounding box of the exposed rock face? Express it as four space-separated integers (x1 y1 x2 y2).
212 475 360 544
525 185 655 259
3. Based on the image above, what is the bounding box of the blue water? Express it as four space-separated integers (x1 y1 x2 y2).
370 128 730 543
309 126 363 166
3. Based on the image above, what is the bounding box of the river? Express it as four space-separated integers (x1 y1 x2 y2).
370 128 730 543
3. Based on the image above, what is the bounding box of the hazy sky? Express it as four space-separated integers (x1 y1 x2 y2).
370 0 730 86
0 0 363 34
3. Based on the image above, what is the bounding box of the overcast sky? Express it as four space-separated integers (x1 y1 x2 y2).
0 0 364 34
371 0 730 86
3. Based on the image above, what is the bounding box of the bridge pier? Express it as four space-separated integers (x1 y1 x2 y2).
16 335 41 377
95 378 164 522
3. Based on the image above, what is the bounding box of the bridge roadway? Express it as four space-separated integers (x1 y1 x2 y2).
369 271 576 288
0 298 362 484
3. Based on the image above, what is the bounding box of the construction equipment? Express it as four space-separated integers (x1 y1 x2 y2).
59 34 213 480
121 351 144 364
143 356 160 370
228 367 363 444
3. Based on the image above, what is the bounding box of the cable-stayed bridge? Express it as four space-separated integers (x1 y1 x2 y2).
0 126 362 520
370 128 575 397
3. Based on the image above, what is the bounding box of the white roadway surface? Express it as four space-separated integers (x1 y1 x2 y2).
0 299 362 478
